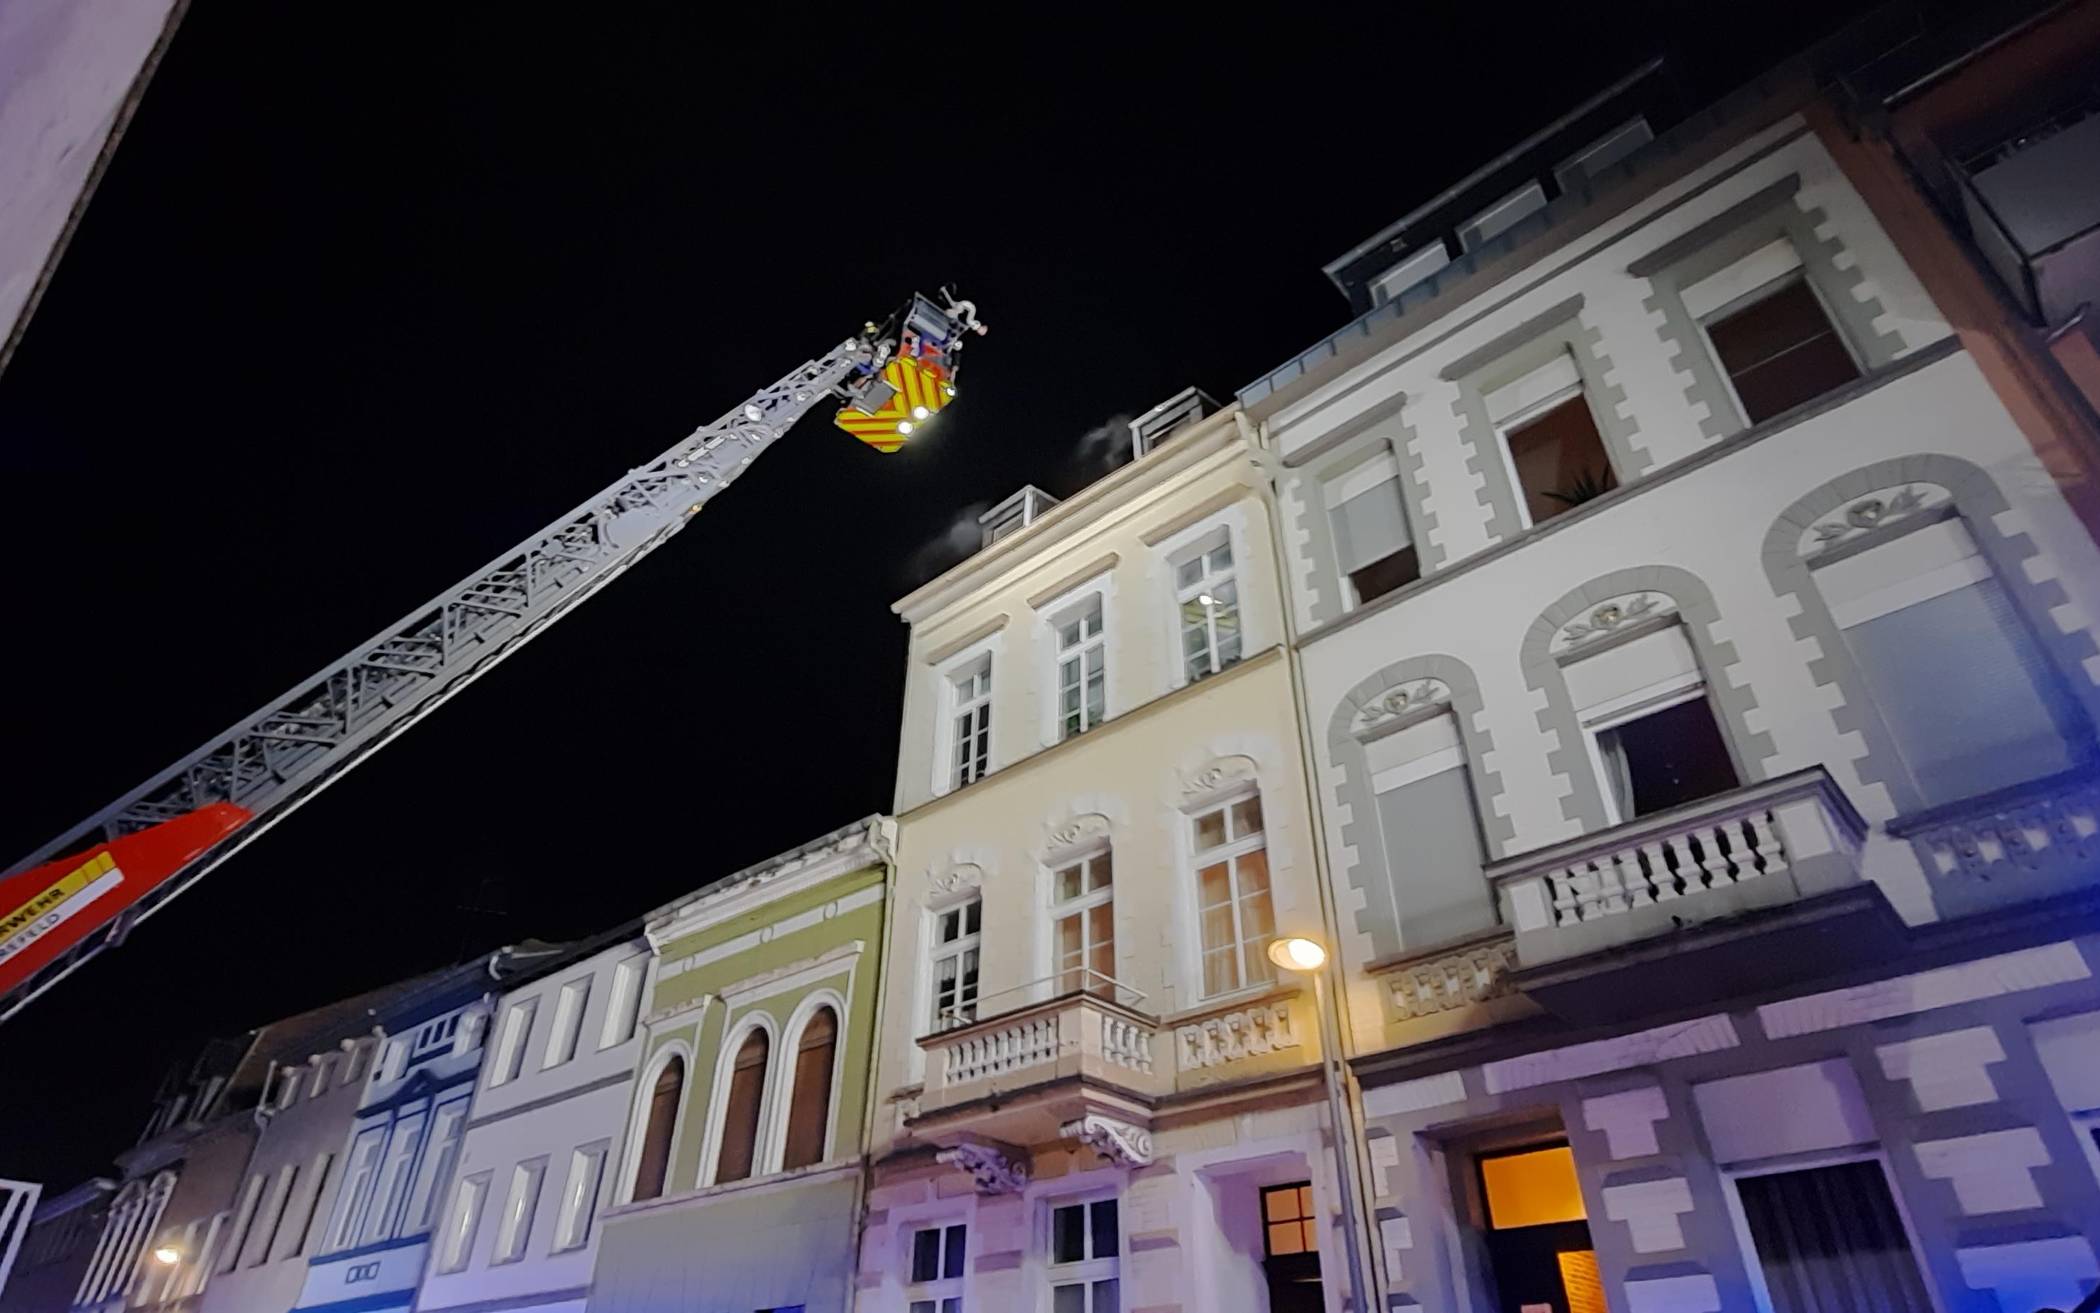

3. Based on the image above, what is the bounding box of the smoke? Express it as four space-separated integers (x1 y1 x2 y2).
1072 413 1134 480
906 500 992 583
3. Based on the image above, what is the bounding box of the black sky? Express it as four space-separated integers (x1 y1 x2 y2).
0 5 1885 1186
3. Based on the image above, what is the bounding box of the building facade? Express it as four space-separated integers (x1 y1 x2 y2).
860 404 1356 1313
0 1182 111 1313
1244 45 2100 1313
413 931 650 1313
585 818 891 1313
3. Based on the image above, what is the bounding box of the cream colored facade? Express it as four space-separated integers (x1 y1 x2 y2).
862 411 1357 1313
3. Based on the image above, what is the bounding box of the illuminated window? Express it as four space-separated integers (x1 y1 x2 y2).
1051 850 1114 998
929 899 982 1030
1176 538 1241 681
1191 794 1274 997
1473 1140 1600 1313
1261 1183 1317 1256
1480 1144 1587 1229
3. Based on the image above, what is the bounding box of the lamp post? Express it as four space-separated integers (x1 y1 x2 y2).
1269 936 1373 1311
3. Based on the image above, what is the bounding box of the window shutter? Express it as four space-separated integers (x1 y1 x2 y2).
1333 478 1413 574
1483 351 1581 425
631 1058 682 1202
1562 624 1700 722
714 1031 770 1184
780 1010 839 1171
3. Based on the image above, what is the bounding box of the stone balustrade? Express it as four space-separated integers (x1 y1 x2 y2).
1889 764 2100 917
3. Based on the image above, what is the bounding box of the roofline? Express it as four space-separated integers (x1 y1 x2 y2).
1320 57 1667 294
644 813 893 927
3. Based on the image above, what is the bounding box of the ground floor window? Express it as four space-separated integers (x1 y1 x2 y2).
1732 1159 1932 1312
1259 1183 1325 1313
1049 1197 1120 1313
908 1221 966 1313
1474 1141 1603 1313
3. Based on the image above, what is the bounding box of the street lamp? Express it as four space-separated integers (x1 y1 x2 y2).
1267 935 1373 1310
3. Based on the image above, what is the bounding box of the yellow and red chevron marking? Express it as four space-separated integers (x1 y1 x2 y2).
833 355 953 453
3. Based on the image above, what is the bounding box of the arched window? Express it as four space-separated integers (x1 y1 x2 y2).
631 1056 683 1202
781 1009 838 1171
714 1030 770 1183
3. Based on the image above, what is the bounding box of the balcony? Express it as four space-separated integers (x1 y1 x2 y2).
909 974 1314 1180
1887 764 2100 919
1491 767 1903 1024
1956 92 2100 327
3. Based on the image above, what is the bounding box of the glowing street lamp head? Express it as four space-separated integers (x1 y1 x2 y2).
152 1246 181 1266
1267 937 1328 973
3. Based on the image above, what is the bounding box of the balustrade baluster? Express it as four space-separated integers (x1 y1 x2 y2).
1743 812 1784 877
1637 840 1673 900
1663 833 1704 894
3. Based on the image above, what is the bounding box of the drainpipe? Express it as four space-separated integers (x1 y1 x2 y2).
1238 410 1386 1312
847 816 899 1312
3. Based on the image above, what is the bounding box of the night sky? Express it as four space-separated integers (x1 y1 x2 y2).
0 6 1882 1188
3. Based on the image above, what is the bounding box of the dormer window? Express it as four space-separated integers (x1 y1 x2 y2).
1129 388 1217 458
978 487 1060 549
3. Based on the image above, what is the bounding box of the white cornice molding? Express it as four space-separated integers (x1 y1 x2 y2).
893 412 1250 623
648 823 890 947
921 613 1010 667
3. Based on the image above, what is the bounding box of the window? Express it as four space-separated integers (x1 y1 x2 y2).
245 1164 298 1267
360 1109 426 1244
929 898 982 1030
1191 794 1275 997
491 1158 547 1264
545 978 591 1068
1260 1183 1325 1311
631 1056 684 1202
292 1152 334 1258
1732 1160 1931 1311
552 1144 609 1253
1055 600 1107 739
1048 1197 1119 1313
1564 620 1738 823
1051 850 1114 998
218 1176 263 1274
1176 539 1241 680
601 958 646 1049
1812 515 2079 805
1487 353 1616 528
907 1222 967 1313
492 999 537 1085
1326 453 1419 605
1473 1142 1600 1313
405 1098 468 1234
1686 236 1859 425
1366 710 1494 944
327 1129 383 1251
436 1173 490 1275
950 658 993 789
781 1009 839 1171
714 1030 771 1184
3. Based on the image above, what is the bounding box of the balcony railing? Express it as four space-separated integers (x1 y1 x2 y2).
1954 91 2100 327
918 973 1169 1115
1888 764 2100 918
1493 767 1868 969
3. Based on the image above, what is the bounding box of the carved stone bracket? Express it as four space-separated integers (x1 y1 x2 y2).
1175 1002 1300 1069
938 1141 1031 1194
1386 938 1520 1020
1354 680 1452 734
1062 1114 1156 1168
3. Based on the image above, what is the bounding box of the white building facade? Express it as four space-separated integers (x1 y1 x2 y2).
861 406 1358 1313
1246 60 2100 1313
412 933 649 1313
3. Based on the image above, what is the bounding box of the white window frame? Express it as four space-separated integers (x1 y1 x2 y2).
1047 593 1109 742
490 998 538 1087
1044 1191 1122 1313
1686 236 1860 432
698 1014 779 1187
927 895 983 1033
544 977 591 1069
1580 684 1713 827
1323 449 1415 610
766 989 850 1172
552 1141 611 1254
1185 789 1275 1001
941 650 996 793
1489 370 1592 534
404 1095 469 1236
599 956 648 1050
1715 1148 1940 1313
217 1175 264 1275
326 1128 384 1253
359 1108 427 1246
619 1040 695 1205
292 1151 335 1258
1170 529 1243 685
903 1217 970 1313
1048 847 1115 997
490 1157 548 1266
435 1171 491 1275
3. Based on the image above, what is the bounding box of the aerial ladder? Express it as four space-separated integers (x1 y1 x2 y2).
0 292 984 1021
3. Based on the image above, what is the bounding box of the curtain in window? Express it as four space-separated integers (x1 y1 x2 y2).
1736 1161 1933 1313
1594 729 1634 821
631 1057 683 1202
780 1010 838 1171
715 1030 771 1183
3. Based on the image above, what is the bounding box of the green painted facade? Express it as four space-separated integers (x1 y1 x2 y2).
640 858 888 1194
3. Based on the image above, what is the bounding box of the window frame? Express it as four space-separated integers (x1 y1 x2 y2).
599 956 648 1050
774 993 847 1173
403 1094 470 1236
1047 593 1109 742
543 977 592 1069
701 1016 778 1188
1323 448 1419 609
926 894 984 1033
489 1156 549 1266
1047 846 1115 998
1695 269 1861 430
1489 373 1615 534
1185 789 1276 1001
490 998 538 1087
1045 1192 1122 1313
1171 530 1244 685
1714 1148 1936 1313
941 650 996 793
325 1127 385 1253
904 1218 969 1313
622 1043 692 1204
434 1171 492 1276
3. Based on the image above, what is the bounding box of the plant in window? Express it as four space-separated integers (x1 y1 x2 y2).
1542 465 1613 509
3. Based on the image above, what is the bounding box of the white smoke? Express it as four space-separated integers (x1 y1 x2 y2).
907 500 992 582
